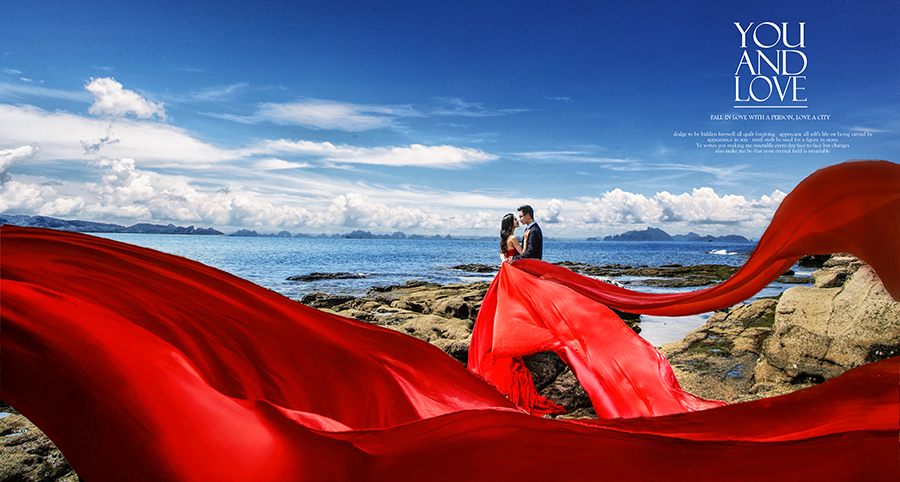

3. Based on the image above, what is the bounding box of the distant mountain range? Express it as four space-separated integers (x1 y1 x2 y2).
0 215 471 240
0 214 224 235
589 227 751 243
232 229 456 240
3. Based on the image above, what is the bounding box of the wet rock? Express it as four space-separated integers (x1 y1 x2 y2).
445 264 497 273
557 262 743 288
287 272 367 281
797 253 833 268
538 370 593 415
523 352 569 391
661 298 779 403
369 280 440 293
299 292 357 308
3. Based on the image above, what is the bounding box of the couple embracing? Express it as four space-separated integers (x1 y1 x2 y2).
499 204 542 263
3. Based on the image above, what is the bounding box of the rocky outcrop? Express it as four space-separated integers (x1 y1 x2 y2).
311 281 489 365
306 255 896 411
0 410 79 482
754 256 900 390
662 254 900 402
554 261 783 288
288 272 368 281
305 278 639 418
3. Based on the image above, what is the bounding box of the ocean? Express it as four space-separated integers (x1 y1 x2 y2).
94 234 809 346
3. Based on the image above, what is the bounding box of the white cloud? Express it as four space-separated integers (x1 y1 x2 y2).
327 192 442 228
0 82 92 102
255 99 421 131
191 83 249 101
0 180 49 212
432 97 529 117
86 78 166 120
38 196 85 217
246 139 496 168
1 143 41 182
0 104 233 166
253 158 311 170
0 103 495 171
339 144 495 168
580 187 785 233
539 199 564 224
582 189 664 224
0 144 788 238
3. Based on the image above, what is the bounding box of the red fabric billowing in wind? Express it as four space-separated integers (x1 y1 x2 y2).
2 160 899 480
470 160 900 417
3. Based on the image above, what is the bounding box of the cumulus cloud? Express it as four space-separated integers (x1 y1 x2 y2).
581 187 786 230
0 180 49 212
86 78 166 120
538 199 564 223
582 189 664 224
38 196 86 217
33 156 317 229
327 192 442 228
0 143 41 183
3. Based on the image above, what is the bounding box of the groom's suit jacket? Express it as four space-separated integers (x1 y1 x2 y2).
510 222 542 261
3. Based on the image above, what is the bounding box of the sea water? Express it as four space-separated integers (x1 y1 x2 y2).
95 234 809 345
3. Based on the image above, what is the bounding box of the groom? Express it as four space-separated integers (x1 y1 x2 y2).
508 205 542 262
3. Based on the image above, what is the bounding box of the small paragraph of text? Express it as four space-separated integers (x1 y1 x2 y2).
673 130 874 154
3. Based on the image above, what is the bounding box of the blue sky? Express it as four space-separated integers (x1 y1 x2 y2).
1 0 897 237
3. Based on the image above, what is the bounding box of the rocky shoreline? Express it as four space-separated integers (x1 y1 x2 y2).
3 254 898 481
303 254 898 414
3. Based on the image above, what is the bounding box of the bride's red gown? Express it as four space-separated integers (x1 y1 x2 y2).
2 161 899 480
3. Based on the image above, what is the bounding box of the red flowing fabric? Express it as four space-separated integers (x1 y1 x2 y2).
2 160 899 480
470 160 900 417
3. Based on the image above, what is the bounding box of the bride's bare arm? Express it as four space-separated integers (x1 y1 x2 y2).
509 234 524 254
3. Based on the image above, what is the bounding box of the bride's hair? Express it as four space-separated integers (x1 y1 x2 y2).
500 213 515 253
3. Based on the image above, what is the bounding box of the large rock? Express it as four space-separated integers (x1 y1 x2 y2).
663 254 900 402
755 259 900 388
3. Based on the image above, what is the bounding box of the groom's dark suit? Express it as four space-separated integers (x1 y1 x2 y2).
510 222 542 261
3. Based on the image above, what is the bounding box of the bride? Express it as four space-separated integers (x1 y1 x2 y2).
499 213 525 262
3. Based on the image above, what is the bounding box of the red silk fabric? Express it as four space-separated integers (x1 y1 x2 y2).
471 160 900 417
470 262 727 418
2 160 899 480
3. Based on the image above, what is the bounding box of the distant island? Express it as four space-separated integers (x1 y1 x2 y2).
589 227 751 243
